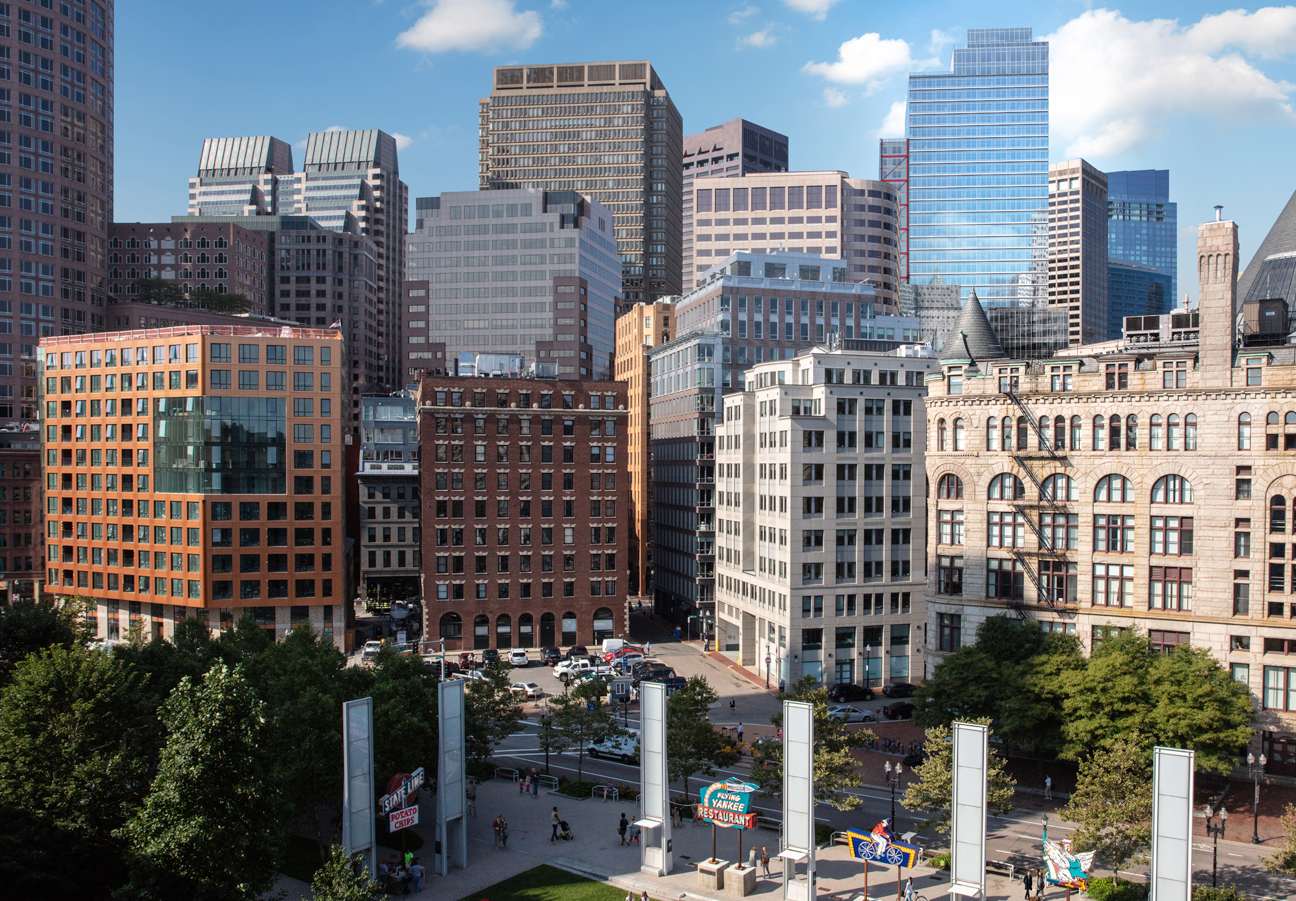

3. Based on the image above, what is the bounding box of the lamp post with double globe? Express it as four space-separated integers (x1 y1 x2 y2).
1249 752 1268 844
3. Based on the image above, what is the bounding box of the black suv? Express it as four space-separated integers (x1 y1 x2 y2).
565 645 589 660
540 646 562 666
881 682 917 698
827 683 875 703
481 648 501 668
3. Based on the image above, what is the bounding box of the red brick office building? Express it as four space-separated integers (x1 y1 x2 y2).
418 375 628 650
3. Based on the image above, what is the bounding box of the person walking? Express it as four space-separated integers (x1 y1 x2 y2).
761 847 771 877
730 697 736 714
492 814 504 849
645 640 651 656
410 858 423 893
1023 869 1034 900
551 806 561 842
737 722 744 742
1044 775 1052 800
904 876 914 901
619 812 630 846
778 678 786 694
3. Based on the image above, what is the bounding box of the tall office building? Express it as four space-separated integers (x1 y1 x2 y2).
682 119 788 281
688 171 900 305
1107 170 1177 305
358 392 420 603
1107 261 1171 339
404 188 621 379
879 139 909 283
1048 159 1108 345
906 28 1049 306
479 61 683 305
187 137 294 218
107 221 271 314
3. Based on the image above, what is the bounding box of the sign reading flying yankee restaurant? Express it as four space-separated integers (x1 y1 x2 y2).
697 780 757 829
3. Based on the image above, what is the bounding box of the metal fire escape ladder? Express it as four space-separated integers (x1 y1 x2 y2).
1004 391 1072 612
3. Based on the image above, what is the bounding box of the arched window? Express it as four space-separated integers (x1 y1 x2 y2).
561 612 578 645
1151 475 1193 504
989 473 1025 500
1239 413 1252 450
937 419 947 451
539 611 556 647
1270 412 1281 426
987 417 999 451
1095 474 1134 503
1273 497 1288 534
1070 416 1081 450
593 607 615 642
1054 415 1066 451
439 611 463 640
1286 412 1296 426
1167 414 1181 450
496 614 512 649
937 474 964 499
1001 416 1013 451
1150 414 1164 450
473 613 490 649
1093 415 1106 450
1184 414 1197 450
1039 416 1051 450
518 612 534 648
1042 473 1077 502
953 418 966 451
1126 414 1138 449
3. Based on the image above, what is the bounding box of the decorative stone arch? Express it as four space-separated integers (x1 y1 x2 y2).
1263 469 1296 496
1139 460 1206 496
930 461 976 502
1088 466 1141 503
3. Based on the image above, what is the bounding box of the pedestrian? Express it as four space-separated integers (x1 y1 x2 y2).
519 774 525 794
778 678 786 694
499 814 509 848
493 814 504 849
531 768 540 797
378 859 391 893
410 858 423 893
738 722 744 742
646 640 651 656
1044 775 1052 800
761 847 771 877
1023 869 1033 900
619 812 630 845
904 876 914 901
404 849 414 868
626 892 635 901
551 806 561 842
641 891 650 901
730 697 736 714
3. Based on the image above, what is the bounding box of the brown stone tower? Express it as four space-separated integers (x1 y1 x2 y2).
1197 207 1239 386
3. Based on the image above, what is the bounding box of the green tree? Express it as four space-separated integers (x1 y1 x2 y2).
1062 733 1153 877
537 709 571 774
310 846 383 901
902 719 1016 834
1263 804 1296 875
188 287 253 314
749 675 863 811
1061 629 1251 772
465 662 523 765
0 645 155 898
365 649 440 789
550 678 623 780
667 676 737 797
119 664 280 901
114 616 234 721
0 594 93 685
129 277 185 306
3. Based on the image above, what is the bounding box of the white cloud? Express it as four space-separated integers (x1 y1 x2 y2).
396 0 542 54
928 28 958 54
728 5 759 23
781 0 840 20
1047 7 1296 158
324 125 347 132
392 133 415 150
739 28 779 49
803 32 936 95
550 0 567 8
821 87 849 107
875 100 906 137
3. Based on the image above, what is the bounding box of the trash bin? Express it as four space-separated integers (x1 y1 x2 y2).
674 628 681 639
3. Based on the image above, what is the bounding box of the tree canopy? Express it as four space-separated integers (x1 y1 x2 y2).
127 278 253 314
1062 733 1153 876
902 719 1016 834
666 676 738 796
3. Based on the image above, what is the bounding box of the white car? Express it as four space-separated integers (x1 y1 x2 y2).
361 640 384 660
827 704 875 723
511 681 542 700
509 648 530 667
588 729 641 764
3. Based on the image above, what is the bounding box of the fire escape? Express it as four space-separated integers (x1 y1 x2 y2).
1005 391 1073 620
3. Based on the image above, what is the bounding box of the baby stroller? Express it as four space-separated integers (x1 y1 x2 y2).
558 819 574 841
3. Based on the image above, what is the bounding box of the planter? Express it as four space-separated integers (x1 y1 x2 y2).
698 858 728 891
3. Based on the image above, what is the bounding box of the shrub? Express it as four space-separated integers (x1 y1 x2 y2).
927 853 951 871
1192 887 1247 901
1088 877 1149 901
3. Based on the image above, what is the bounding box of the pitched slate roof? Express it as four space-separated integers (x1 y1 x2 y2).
940 289 1006 363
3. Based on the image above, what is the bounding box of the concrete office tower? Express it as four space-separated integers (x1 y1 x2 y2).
682 119 788 280
405 188 621 379
713 346 935 685
479 61 683 305
906 28 1048 305
1108 170 1177 305
187 137 294 217
43 326 348 647
879 139 909 283
285 130 408 390
418 375 628 650
614 300 674 598
1107 261 1171 339
689 172 900 307
898 274 960 351
107 221 270 313
1048 160 1109 345
358 392 420 603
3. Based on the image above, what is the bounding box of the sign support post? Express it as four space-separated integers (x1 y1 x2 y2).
950 721 988 901
1150 747 1195 901
782 700 816 901
437 679 468 876
342 698 376 881
638 680 672 876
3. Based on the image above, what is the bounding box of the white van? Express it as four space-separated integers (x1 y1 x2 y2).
588 729 640 764
601 638 626 655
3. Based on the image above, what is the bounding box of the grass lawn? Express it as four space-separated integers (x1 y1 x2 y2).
455 864 630 901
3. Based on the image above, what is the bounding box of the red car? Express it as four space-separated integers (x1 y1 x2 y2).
604 646 644 662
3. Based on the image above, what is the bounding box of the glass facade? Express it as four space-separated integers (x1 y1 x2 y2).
1107 170 1177 304
1107 262 1171 340
906 28 1049 306
155 396 285 494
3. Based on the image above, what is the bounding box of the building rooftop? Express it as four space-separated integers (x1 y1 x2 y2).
939 290 1006 363
39 324 343 346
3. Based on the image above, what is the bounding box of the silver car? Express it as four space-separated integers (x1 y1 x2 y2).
826 704 875 723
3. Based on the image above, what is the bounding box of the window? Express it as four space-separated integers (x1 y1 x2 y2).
938 509 964 545
1094 515 1135 552
988 511 1025 547
1151 475 1193 504
988 473 1024 500
1094 474 1134 503
937 556 963 596
953 418 965 451
1150 516 1193 555
1040 560 1078 604
936 474 963 499
1149 566 1192 610
987 558 1023 600
1040 512 1078 550
938 613 961 652
1041 473 1077 502
1240 413 1252 450
1149 629 1190 654
1234 580 1250 616
1093 563 1133 606
1273 497 1287 534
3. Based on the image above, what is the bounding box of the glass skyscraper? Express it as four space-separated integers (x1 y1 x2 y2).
906 28 1049 307
1107 170 1177 305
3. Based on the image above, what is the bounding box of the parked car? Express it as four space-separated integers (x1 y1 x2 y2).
826 704 875 724
827 683 875 703
903 748 928 767
540 646 562 666
882 701 916 720
604 646 643 662
361 640 384 661
553 658 611 682
588 729 641 765
481 648 501 668
565 645 590 660
632 666 675 687
881 682 917 698
508 648 530 667
511 681 543 700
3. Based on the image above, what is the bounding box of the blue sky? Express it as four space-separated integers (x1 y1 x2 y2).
118 1 1296 301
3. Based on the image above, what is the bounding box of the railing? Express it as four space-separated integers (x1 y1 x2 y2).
39 324 343 346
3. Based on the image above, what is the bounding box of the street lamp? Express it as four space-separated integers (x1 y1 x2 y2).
884 760 904 823
1204 805 1227 887
1248 751 1268 844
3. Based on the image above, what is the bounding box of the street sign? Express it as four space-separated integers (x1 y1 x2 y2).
380 766 426 815
389 805 419 832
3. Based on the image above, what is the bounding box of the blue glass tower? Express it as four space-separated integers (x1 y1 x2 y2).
906 28 1049 307
1107 170 1177 305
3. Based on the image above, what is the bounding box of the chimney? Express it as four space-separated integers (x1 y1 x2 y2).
1215 205 1224 222
1196 213 1239 386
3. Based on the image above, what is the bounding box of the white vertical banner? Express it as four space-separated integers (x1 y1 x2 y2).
783 699 815 901
342 697 376 880
951 721 988 901
1151 747 1195 901
437 679 468 876
639 680 672 876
